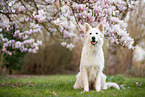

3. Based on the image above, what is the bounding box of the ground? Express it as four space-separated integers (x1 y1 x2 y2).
0 74 145 97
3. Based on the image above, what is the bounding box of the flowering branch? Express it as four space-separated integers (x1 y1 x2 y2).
0 0 139 55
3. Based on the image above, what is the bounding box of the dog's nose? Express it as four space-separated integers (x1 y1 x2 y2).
92 37 95 40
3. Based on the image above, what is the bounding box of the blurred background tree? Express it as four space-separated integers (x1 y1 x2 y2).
128 0 145 76
1 0 145 77
3 50 27 74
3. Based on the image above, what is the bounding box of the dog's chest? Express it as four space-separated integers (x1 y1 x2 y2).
80 46 104 69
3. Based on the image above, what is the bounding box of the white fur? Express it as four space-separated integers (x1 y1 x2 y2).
73 23 120 92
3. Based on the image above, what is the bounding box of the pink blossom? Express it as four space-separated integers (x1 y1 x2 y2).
37 40 42 45
61 42 67 47
66 43 75 51
2 38 8 42
15 41 22 49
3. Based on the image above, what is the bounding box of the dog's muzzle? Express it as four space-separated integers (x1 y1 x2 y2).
91 37 97 45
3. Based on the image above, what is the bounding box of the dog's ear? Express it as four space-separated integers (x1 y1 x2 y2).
84 23 91 33
97 22 103 33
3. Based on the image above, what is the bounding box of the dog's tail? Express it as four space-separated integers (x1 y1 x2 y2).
106 82 120 90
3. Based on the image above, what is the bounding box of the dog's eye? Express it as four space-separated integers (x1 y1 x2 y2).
90 33 92 35
96 32 98 34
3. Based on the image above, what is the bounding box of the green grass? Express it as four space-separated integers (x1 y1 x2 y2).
0 74 145 97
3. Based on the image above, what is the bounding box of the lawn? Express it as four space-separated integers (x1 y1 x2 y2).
0 74 145 97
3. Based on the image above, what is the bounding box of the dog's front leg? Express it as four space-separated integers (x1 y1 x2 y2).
95 72 101 92
82 68 89 92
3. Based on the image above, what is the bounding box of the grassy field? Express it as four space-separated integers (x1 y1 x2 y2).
0 74 145 97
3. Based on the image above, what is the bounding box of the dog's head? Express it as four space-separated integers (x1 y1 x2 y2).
84 23 104 47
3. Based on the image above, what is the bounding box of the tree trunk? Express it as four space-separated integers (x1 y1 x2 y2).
116 47 133 75
0 52 4 76
105 43 117 75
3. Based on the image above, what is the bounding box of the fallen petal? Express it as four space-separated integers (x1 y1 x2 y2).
52 91 56 96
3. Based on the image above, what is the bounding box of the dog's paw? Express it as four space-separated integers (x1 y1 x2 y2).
83 89 89 92
73 83 80 89
96 89 102 92
96 87 101 92
73 85 77 89
84 86 89 92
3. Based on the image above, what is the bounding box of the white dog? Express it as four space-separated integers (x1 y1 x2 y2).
73 23 120 92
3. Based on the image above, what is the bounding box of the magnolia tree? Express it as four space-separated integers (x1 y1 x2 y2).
0 0 138 72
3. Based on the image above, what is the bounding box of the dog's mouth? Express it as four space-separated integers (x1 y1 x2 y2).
91 41 98 45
